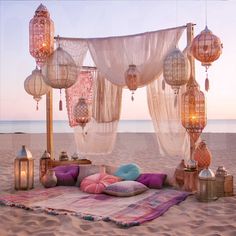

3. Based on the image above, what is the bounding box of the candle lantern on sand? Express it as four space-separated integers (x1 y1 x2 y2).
125 64 140 101
181 75 206 161
14 145 34 190
29 4 54 68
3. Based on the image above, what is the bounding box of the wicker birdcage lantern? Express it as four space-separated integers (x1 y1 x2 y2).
74 98 91 130
163 48 190 94
24 67 50 110
29 4 54 68
14 145 34 190
181 76 207 160
42 46 77 110
125 64 140 101
190 26 222 91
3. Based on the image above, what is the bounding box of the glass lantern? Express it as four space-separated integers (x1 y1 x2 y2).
14 145 34 190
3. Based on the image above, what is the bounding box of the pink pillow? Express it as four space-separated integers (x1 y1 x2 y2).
80 173 120 194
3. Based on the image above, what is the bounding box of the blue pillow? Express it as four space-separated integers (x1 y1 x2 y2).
114 163 141 180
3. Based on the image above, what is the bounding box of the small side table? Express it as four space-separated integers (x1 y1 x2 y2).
183 170 199 192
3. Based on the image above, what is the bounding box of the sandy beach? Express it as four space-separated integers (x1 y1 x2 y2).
0 132 235 236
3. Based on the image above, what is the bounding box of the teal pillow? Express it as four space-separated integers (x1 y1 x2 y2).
115 163 141 180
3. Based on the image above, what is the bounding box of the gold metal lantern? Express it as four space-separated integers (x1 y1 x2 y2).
42 45 77 110
125 64 140 101
74 98 91 130
190 26 222 91
14 145 34 190
29 4 54 68
24 67 50 110
163 47 190 94
181 76 207 160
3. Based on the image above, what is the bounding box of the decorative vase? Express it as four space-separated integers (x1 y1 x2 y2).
41 169 57 188
59 151 69 161
193 140 212 169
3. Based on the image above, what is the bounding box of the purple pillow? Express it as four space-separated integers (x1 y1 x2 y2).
53 165 79 186
136 173 167 189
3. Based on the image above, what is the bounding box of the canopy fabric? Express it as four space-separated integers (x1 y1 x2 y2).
147 74 190 159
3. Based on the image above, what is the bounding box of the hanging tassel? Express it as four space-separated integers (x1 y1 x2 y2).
162 79 165 90
36 101 39 111
131 91 134 101
174 94 178 108
59 89 63 111
205 77 209 92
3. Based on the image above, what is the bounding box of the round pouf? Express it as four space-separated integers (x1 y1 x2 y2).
115 163 141 180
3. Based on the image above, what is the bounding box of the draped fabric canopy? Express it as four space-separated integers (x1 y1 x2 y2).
59 25 190 158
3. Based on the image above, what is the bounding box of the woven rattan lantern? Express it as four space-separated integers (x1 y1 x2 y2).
181 76 207 160
190 26 222 91
163 48 190 94
125 64 140 101
24 67 50 110
29 4 54 68
42 46 77 110
74 98 91 130
14 145 34 190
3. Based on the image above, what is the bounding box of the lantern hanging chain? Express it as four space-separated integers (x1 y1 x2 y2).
205 0 208 26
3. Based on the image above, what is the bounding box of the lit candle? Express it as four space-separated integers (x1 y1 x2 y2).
20 170 27 188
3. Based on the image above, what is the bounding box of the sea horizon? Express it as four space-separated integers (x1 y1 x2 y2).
0 119 236 134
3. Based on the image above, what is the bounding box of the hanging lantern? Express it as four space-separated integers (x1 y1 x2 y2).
42 46 77 110
190 26 223 91
29 4 54 68
163 47 190 94
14 145 34 190
24 67 50 110
74 98 91 130
181 77 207 160
125 64 140 101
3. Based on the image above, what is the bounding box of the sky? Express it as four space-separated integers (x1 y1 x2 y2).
0 0 236 121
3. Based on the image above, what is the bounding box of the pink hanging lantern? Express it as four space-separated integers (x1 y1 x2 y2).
29 4 54 68
190 26 222 91
74 98 91 130
125 64 140 101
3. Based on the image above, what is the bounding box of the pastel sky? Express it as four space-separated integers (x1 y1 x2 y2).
0 0 236 120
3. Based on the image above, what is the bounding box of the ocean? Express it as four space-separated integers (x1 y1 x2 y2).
0 119 236 133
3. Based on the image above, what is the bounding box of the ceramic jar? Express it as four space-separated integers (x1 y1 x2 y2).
59 151 69 161
41 169 57 188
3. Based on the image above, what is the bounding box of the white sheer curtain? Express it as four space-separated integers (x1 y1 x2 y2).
147 75 190 160
87 26 185 87
74 73 122 155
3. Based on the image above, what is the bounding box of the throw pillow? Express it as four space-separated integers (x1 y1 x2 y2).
103 180 148 197
76 164 106 187
114 163 141 180
53 165 79 186
136 173 167 189
80 173 120 194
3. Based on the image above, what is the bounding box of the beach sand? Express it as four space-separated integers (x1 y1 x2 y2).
0 133 235 236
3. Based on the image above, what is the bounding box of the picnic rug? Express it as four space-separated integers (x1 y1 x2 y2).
0 186 190 227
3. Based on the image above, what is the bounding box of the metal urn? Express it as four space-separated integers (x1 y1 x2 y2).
197 167 217 202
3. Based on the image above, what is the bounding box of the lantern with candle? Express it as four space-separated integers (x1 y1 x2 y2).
14 145 34 190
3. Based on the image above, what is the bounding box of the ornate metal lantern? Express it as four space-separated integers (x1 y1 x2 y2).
181 76 207 160
125 64 140 101
14 145 34 190
163 48 190 94
29 4 54 68
24 67 50 110
190 26 223 91
74 98 91 130
42 46 77 110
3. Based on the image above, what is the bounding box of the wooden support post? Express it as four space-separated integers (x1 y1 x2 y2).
46 88 54 160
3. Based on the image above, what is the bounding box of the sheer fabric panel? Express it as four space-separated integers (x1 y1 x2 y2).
87 26 185 87
147 75 190 160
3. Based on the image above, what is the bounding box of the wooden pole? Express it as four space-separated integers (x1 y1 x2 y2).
46 88 54 160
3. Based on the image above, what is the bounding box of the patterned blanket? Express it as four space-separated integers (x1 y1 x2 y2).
0 187 190 227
